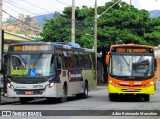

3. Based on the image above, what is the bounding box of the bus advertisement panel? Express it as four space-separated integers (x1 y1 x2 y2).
106 44 157 101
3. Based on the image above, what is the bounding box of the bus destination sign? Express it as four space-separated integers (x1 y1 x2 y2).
113 47 153 53
11 45 52 51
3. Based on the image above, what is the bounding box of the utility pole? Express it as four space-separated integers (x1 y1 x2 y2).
0 0 2 102
94 0 97 85
130 0 132 5
71 0 75 43
0 0 2 71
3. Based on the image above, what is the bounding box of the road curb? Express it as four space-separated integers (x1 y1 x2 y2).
0 97 19 105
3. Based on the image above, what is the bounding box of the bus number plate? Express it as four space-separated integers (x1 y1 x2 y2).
127 88 135 91
24 91 34 95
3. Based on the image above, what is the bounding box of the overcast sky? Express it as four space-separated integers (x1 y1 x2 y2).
2 0 160 20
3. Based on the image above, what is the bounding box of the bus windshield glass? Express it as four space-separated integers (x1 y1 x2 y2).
110 54 154 77
8 54 55 77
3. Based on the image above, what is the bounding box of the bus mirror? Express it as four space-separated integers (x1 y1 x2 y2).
106 53 110 65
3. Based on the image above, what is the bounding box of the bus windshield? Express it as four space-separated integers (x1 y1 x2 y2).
8 54 55 77
110 54 154 77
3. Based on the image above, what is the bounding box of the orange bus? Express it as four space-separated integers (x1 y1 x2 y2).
106 44 157 101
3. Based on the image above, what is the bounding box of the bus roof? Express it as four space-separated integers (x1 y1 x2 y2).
110 44 155 51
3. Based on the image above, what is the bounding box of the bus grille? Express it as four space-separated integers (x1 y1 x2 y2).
119 84 142 87
121 89 142 92
11 77 46 84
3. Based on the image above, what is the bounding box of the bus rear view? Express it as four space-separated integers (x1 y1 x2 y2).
106 44 157 101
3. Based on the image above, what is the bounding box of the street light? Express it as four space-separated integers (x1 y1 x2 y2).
94 0 122 84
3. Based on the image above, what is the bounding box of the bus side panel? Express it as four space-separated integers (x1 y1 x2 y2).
82 69 96 91
59 70 84 96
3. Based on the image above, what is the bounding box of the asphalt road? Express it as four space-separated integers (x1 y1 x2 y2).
0 81 160 119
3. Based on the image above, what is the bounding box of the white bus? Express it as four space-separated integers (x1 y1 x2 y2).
3 42 96 104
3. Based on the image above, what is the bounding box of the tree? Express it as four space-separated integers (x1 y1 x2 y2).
41 0 160 48
41 6 94 48
5 16 16 23
40 0 160 83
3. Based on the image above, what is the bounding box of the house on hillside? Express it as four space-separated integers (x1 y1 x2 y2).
3 14 41 39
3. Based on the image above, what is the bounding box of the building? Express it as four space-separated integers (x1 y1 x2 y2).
4 30 34 52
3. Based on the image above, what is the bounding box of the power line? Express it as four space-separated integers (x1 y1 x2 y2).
56 0 71 6
4 0 56 17
22 0 55 14
4 0 60 16
5 0 40 15
2 10 41 30
3 4 21 15
3 0 55 25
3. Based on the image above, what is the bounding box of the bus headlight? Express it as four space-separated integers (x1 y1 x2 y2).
147 81 154 87
109 80 112 84
7 83 14 91
49 82 55 88
109 80 118 87
150 81 154 85
46 82 55 89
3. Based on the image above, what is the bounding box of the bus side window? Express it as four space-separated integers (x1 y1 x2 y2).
68 57 74 68
78 55 84 68
62 57 68 68
84 54 91 68
56 57 62 69
72 55 79 68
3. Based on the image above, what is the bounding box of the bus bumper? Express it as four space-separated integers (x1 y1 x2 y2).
108 84 155 95
6 82 61 98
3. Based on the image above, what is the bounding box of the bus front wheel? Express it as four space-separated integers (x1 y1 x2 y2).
109 94 117 101
144 94 150 101
20 97 33 104
82 81 88 99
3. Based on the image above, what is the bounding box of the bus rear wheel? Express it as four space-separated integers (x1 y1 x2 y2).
82 81 88 98
76 81 88 99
